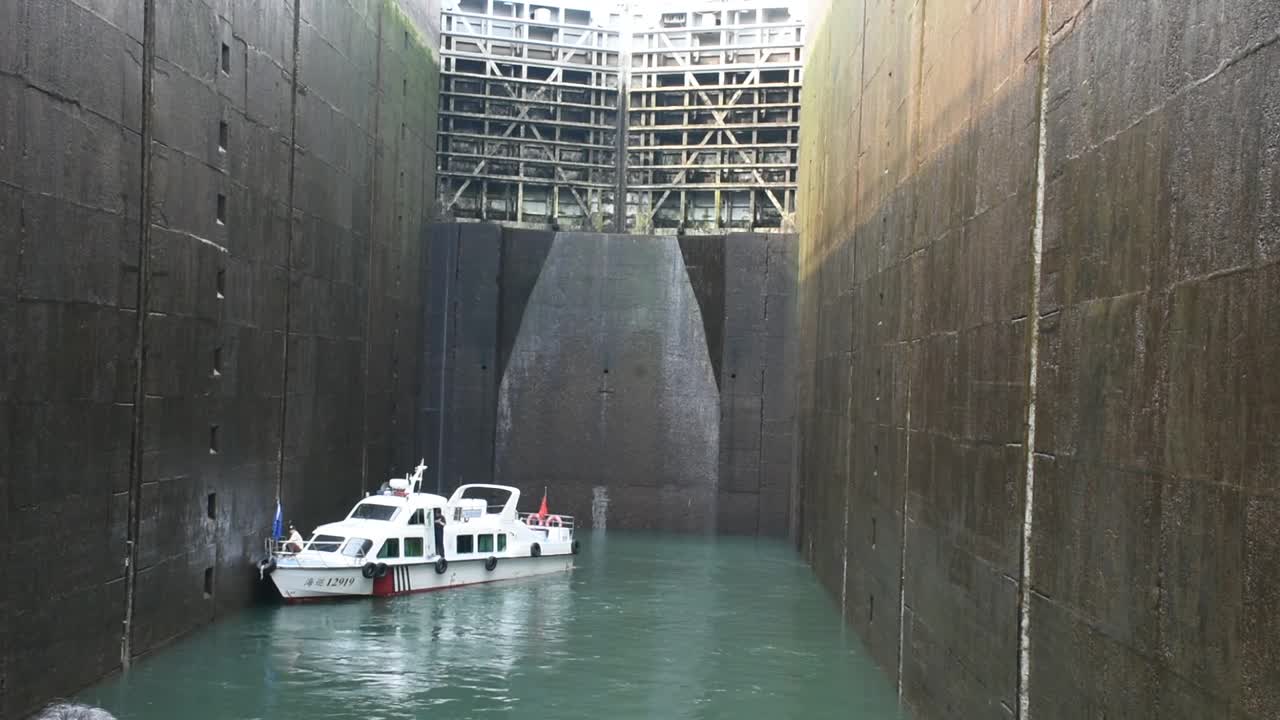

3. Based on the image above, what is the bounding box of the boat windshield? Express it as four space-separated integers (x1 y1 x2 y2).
350 503 399 521
460 486 513 513
308 534 344 552
341 538 373 558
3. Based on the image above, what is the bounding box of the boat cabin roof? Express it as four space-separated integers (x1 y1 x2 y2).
448 483 523 512
308 482 524 541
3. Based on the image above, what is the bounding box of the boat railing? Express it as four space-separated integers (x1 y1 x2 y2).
266 538 298 556
278 555 363 570
519 511 575 529
266 539 363 569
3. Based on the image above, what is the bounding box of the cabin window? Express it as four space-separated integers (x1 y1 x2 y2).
350 503 398 521
404 537 424 557
498 534 507 552
341 538 373 559
308 534 343 553
377 538 400 559
456 535 474 554
478 534 494 553
409 509 425 525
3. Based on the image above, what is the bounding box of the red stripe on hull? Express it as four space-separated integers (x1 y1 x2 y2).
372 569 395 596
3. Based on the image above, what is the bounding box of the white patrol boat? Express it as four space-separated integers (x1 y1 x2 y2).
257 461 577 602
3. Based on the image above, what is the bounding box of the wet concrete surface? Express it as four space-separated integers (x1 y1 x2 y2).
796 1 1279 718
418 225 798 536
0 0 439 715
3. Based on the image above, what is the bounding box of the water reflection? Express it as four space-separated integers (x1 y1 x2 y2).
256 574 574 716
81 532 900 720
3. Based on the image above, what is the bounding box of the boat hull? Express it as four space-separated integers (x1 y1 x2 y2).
269 554 574 602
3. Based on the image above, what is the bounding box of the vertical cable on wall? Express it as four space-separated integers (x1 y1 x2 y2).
277 0 303 511
122 0 158 669
1017 1 1053 717
897 0 927 702
361 1 386 497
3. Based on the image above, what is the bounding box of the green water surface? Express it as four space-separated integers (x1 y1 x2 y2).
81 532 901 719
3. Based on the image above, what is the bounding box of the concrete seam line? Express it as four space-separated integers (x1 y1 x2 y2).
759 239 769 537
489 229 506 481
898 0 927 702
361 0 385 497
434 226 456 495
897 372 911 698
850 0 868 652
840 340 850 621
278 0 302 507
1018 1 1053 718
122 0 157 670
443 226 463 491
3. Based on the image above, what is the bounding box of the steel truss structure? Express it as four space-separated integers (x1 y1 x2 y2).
435 1 802 233
625 3 802 233
437 0 623 228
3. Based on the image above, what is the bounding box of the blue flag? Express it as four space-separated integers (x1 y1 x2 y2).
272 499 283 540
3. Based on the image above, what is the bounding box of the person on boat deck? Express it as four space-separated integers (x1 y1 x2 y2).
285 523 305 553
434 509 446 558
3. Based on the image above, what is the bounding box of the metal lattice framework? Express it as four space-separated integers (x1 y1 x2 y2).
437 0 623 228
435 1 802 234
625 3 802 233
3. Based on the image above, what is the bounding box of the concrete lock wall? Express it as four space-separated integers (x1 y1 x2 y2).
417 224 798 536
0 0 440 715
796 1 1279 719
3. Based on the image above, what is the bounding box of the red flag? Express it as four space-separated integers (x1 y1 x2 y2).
536 490 549 518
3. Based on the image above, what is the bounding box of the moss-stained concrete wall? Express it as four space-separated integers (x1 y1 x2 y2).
795 1 1279 718
1 0 440 715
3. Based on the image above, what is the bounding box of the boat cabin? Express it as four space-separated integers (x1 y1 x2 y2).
277 467 573 570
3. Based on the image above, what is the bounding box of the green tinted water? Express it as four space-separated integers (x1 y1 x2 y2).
81 533 901 719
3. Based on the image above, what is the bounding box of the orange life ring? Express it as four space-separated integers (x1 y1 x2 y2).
546 515 563 527
527 514 544 526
